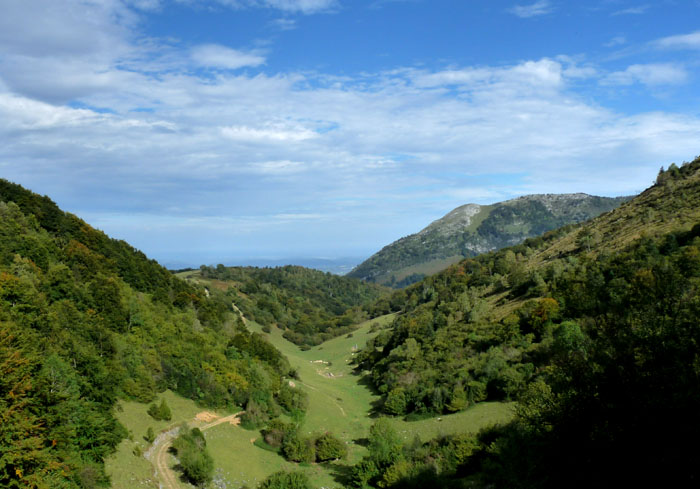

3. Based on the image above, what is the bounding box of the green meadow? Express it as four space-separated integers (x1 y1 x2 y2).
106 314 515 488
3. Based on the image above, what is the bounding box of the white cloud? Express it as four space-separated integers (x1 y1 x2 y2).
507 0 552 18
191 44 266 70
612 5 650 16
270 18 298 30
654 30 700 50
603 63 688 86
220 124 317 142
605 36 627 47
213 0 337 14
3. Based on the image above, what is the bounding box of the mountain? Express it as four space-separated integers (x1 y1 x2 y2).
351 159 700 488
348 193 630 287
0 179 299 488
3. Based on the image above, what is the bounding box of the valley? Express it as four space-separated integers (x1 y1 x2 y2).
3 158 700 488
106 314 514 488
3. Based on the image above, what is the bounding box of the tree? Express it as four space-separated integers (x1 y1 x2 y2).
147 398 172 421
145 427 155 443
172 426 214 487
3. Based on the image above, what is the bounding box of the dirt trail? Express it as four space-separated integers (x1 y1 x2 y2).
151 411 242 489
295 379 346 417
231 302 247 325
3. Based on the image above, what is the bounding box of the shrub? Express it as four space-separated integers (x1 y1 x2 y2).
282 431 315 463
172 426 214 486
258 470 311 489
145 426 155 443
147 399 172 421
315 432 347 461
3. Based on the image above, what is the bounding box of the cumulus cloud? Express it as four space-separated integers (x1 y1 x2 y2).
603 63 688 86
191 44 266 70
507 0 553 18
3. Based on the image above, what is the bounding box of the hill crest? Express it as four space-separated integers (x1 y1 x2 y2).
348 192 629 287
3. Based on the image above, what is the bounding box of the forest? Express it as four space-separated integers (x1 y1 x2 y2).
0 180 303 488
192 264 388 346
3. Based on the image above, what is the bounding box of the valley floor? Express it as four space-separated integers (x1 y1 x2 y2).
105 315 515 488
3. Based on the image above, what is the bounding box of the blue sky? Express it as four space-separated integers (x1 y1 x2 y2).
1 0 699 268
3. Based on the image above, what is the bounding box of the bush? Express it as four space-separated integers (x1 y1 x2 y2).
145 426 155 443
258 470 311 489
282 431 315 463
262 419 296 448
240 399 270 430
147 399 172 421
315 432 347 461
172 426 214 486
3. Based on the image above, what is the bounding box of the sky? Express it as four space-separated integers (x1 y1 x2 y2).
1 0 699 269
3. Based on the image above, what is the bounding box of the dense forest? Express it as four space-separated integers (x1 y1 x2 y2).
191 265 388 346
349 159 700 487
348 194 629 287
0 180 301 488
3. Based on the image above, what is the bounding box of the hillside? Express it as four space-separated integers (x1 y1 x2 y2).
0 180 298 488
351 159 700 488
178 265 389 346
348 193 629 287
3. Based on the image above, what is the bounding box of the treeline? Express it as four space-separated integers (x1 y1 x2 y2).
354 225 700 488
0 181 297 488
198 264 388 346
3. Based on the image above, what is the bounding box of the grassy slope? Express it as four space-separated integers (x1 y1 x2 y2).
107 315 514 488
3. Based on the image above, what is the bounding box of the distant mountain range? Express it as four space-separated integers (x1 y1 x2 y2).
348 193 630 287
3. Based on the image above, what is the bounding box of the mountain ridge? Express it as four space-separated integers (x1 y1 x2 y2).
348 192 630 286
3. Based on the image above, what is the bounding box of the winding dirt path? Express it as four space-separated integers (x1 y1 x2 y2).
151 412 242 489
231 302 247 325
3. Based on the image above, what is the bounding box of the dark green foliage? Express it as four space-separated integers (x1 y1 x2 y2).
147 399 172 421
198 264 388 345
350 419 404 487
0 180 299 486
261 419 296 449
275 383 309 419
314 432 347 461
145 427 155 443
258 471 312 489
282 431 316 463
172 426 214 486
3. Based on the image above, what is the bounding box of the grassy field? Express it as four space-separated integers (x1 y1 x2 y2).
105 390 230 489
106 314 515 488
